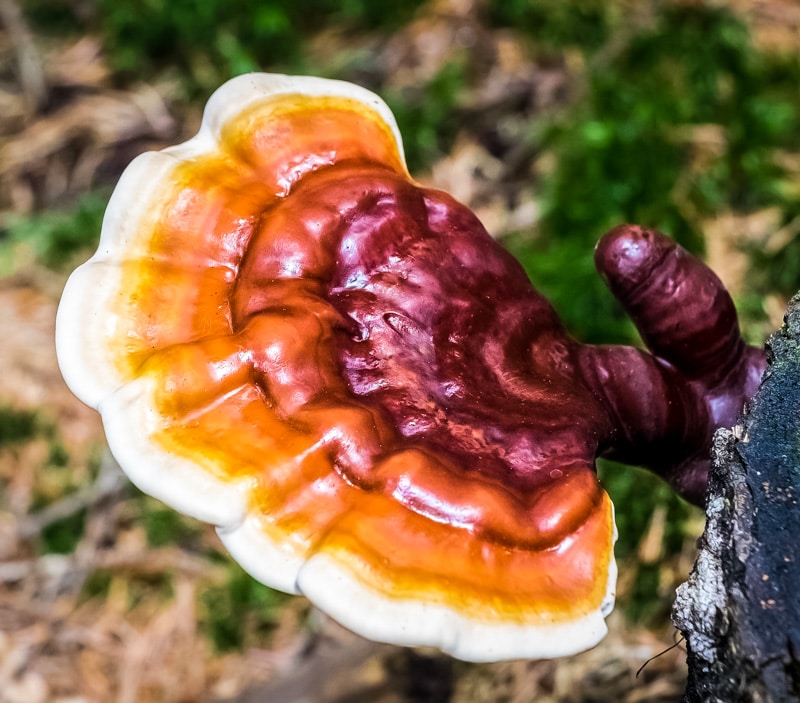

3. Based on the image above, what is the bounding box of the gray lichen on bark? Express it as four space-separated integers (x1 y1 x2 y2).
673 293 800 703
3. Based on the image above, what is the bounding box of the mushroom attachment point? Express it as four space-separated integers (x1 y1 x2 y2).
56 73 765 662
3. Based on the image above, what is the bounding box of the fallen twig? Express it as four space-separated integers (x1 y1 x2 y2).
16 450 127 540
0 0 47 112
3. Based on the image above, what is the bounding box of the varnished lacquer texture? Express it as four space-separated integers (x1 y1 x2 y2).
56 73 764 661
592 225 766 501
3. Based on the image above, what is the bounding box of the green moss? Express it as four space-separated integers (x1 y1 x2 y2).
1 190 109 272
141 501 203 549
488 0 615 51
18 0 84 35
80 568 113 601
200 564 290 652
385 61 467 173
90 0 427 97
0 406 39 447
599 460 695 561
39 510 87 555
509 2 800 342
599 460 699 622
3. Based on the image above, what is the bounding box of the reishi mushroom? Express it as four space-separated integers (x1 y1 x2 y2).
55 73 765 661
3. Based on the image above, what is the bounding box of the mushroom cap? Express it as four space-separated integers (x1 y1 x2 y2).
56 73 616 661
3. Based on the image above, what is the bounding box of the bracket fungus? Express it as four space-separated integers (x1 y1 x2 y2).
56 73 765 662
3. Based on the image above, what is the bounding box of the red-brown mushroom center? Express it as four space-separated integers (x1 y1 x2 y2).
232 162 609 549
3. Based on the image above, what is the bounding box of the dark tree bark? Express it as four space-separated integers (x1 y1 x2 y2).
673 294 800 703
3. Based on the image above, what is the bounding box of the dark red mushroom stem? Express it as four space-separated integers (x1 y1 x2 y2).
585 225 766 503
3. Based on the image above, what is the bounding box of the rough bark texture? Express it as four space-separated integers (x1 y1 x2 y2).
673 293 800 703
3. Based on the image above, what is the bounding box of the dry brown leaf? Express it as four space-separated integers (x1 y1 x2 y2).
703 208 784 295
0 280 104 454
730 0 800 54
0 88 173 174
45 37 110 90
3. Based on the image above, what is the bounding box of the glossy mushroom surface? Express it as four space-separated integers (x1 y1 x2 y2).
56 73 764 661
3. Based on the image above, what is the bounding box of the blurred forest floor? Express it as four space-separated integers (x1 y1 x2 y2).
0 0 799 701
